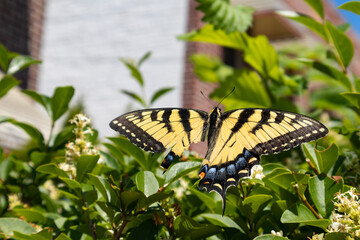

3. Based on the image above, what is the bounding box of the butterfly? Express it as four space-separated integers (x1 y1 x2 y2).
109 107 328 214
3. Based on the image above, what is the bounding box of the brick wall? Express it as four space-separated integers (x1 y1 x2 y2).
0 0 45 89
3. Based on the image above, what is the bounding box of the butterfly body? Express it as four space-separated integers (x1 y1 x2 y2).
110 107 328 214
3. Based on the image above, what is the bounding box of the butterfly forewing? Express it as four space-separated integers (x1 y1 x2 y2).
109 108 209 155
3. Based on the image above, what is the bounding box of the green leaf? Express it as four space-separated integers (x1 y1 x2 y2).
173 215 222 239
178 24 248 50
277 11 327 40
200 213 242 231
128 219 157 240
0 75 20 98
120 58 144 86
87 174 110 202
0 118 45 149
108 137 146 169
211 69 271 110
22 90 51 114
0 217 36 236
120 191 145 211
143 192 170 208
13 208 46 224
13 227 53 240
75 155 99 183
281 204 331 230
324 232 349 240
302 143 320 173
308 175 343 218
7 55 41 75
338 1 360 15
304 0 324 18
36 163 69 178
244 35 283 82
191 54 233 83
340 92 360 109
0 156 12 182
136 171 159 197
254 235 289 240
326 21 354 68
150 87 174 104
189 188 217 211
164 161 201 185
0 44 9 72
55 233 72 240
314 143 339 175
196 0 254 33
138 51 151 67
120 90 147 107
52 126 74 150
299 59 352 91
59 177 81 190
240 194 273 223
50 86 75 122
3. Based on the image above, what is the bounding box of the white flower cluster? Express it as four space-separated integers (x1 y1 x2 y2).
250 165 265 180
60 114 99 178
328 187 360 239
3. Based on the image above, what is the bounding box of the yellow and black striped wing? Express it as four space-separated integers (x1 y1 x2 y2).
199 108 328 213
109 108 209 156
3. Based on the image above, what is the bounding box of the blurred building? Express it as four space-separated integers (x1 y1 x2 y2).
0 0 358 153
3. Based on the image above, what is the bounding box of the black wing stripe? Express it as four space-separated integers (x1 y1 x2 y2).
231 109 255 133
162 109 172 132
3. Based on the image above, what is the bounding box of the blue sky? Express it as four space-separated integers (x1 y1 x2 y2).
330 0 360 36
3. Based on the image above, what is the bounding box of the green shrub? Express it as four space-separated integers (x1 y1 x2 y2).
0 0 359 239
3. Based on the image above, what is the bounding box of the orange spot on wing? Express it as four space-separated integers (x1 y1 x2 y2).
199 172 205 179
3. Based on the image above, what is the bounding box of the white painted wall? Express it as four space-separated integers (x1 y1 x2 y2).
39 0 188 137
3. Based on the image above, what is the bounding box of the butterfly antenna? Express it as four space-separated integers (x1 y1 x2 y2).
200 90 215 106
217 87 235 107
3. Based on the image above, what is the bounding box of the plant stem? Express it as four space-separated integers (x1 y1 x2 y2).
294 185 322 219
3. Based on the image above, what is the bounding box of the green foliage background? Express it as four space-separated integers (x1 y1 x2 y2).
0 0 360 239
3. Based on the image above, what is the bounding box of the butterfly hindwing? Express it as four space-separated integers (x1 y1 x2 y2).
109 108 209 157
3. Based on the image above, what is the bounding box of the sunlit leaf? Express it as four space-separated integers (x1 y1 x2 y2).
138 51 151 67
281 204 331 230
304 0 324 18
277 11 327 40
196 0 254 33
178 24 248 50
200 213 242 230
22 90 51 114
299 59 352 91
338 1 360 15
0 118 45 149
326 21 354 68
36 163 69 178
50 86 75 122
0 217 36 236
150 87 174 104
0 75 20 99
76 155 99 183
308 175 343 218
164 161 200 185
7 55 41 75
340 92 360 109
211 68 271 110
120 58 144 86
136 171 159 197
314 143 339 175
120 89 147 108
